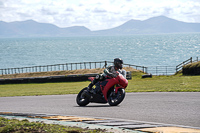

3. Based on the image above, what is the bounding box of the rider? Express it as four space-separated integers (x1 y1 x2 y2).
87 58 126 92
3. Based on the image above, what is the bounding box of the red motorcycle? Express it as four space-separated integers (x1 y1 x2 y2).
76 72 128 106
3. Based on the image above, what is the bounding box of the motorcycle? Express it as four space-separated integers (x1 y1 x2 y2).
76 72 128 106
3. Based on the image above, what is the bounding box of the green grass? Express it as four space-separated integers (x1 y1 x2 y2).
0 117 103 133
0 72 200 97
0 81 89 97
126 74 200 92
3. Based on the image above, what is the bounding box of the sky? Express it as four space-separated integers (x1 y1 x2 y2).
0 0 200 31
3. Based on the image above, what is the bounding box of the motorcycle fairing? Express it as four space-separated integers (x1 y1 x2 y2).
101 78 117 101
101 74 128 101
99 80 108 91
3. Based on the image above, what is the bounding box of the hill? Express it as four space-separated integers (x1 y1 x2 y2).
0 20 91 37
183 61 200 75
94 16 200 35
0 16 200 37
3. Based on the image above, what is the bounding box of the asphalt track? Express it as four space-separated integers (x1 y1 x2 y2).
0 92 200 128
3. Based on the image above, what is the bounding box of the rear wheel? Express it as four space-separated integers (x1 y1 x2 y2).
108 88 125 106
76 87 90 106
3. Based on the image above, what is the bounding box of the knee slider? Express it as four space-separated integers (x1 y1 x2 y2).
95 74 100 79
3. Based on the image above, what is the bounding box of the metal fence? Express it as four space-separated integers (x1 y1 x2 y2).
3 57 198 76
147 66 176 75
0 61 147 75
148 57 199 75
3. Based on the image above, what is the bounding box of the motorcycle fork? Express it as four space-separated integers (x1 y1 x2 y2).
114 85 121 93
110 85 117 97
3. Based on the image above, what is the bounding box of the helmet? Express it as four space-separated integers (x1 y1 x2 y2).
114 58 123 69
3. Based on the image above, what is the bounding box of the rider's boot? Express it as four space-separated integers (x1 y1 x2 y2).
87 74 103 94
87 83 95 94
87 79 98 94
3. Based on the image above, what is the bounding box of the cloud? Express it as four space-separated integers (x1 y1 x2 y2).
0 1 4 6
92 8 107 13
65 7 74 12
0 0 200 30
40 7 58 16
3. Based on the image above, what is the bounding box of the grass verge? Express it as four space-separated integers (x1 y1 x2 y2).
0 117 103 133
0 71 200 97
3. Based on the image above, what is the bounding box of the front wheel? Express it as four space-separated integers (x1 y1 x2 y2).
108 88 125 106
76 87 90 106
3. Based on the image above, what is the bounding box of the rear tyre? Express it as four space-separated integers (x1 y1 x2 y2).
108 88 125 106
76 87 90 106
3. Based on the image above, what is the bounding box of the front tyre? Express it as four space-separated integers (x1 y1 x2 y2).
108 88 125 106
76 87 90 106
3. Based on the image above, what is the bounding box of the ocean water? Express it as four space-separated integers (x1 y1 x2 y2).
0 33 200 69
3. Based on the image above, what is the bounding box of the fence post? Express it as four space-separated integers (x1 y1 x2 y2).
84 62 86 69
156 66 157 75
65 64 68 70
105 61 107 68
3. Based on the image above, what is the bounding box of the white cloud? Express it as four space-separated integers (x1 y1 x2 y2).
0 0 200 30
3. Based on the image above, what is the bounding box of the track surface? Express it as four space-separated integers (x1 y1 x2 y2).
0 92 200 127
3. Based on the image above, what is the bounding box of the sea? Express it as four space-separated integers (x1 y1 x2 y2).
0 33 200 69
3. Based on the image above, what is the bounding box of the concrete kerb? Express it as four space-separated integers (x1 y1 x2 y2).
1 112 200 133
0 113 140 133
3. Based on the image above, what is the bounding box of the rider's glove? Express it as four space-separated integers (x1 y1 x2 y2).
109 72 119 78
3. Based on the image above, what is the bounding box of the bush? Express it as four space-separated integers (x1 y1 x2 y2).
182 61 200 75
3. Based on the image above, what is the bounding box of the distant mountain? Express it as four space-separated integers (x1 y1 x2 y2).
0 20 91 37
94 16 200 35
0 16 200 37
